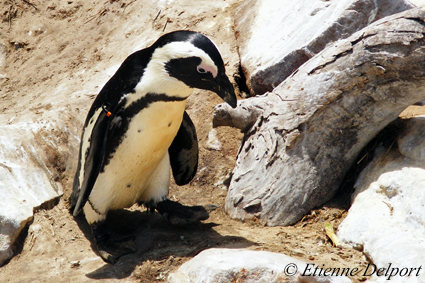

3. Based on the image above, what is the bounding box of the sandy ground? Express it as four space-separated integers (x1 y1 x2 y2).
1 1 424 282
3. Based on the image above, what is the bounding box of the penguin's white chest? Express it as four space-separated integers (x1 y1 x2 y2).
90 99 187 210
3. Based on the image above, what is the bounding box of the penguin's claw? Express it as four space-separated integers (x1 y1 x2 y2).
167 208 209 226
203 204 219 213
156 199 216 226
91 222 136 264
96 239 137 264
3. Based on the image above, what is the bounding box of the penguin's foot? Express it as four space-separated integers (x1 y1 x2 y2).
155 199 218 226
91 222 137 264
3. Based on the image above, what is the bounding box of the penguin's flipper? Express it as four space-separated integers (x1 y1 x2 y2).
71 108 111 216
169 111 198 185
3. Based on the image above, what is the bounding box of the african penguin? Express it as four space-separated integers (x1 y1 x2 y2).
70 30 237 264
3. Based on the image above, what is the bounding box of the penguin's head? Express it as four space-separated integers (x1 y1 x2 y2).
149 31 237 108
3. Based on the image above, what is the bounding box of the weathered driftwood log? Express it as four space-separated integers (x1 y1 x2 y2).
214 8 425 226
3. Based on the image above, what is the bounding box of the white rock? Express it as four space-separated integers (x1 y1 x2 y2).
168 248 352 283
409 0 425 6
0 81 83 267
205 128 222 151
0 122 66 266
235 0 414 95
337 118 425 283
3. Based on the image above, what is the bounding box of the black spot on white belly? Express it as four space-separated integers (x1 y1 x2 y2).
138 128 142 133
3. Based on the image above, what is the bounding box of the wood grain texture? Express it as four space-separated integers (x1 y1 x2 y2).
216 8 425 226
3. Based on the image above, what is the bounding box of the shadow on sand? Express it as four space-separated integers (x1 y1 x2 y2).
73 207 253 280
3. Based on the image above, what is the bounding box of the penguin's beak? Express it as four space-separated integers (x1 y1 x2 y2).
215 74 237 108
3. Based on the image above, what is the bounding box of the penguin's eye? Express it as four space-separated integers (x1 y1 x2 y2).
197 66 207 74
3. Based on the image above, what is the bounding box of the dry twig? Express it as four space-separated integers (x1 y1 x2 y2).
23 0 37 10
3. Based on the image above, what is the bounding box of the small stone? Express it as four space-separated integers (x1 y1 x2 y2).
205 129 222 151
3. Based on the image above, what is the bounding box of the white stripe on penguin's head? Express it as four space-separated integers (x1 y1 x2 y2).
129 41 219 100
152 41 218 78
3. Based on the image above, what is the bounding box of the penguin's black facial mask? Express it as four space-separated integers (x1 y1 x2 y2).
165 56 237 108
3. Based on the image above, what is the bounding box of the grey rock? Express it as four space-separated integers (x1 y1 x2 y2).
337 117 425 283
168 248 352 283
217 9 425 226
235 0 414 95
